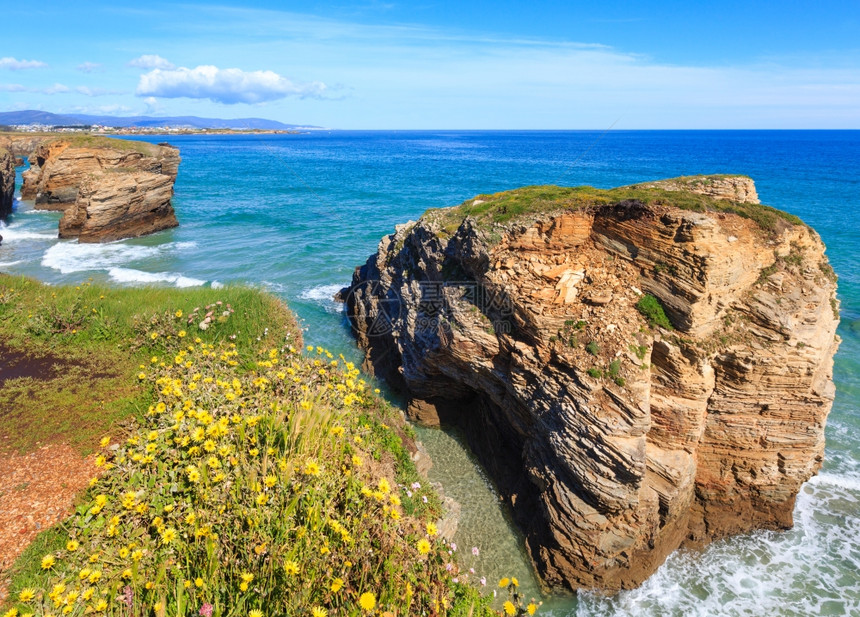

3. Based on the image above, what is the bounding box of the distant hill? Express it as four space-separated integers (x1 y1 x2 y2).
0 110 319 130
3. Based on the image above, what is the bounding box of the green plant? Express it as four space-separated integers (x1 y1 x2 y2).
614 377 626 387
608 359 621 378
635 294 674 330
587 368 603 378
628 343 648 360
585 341 600 356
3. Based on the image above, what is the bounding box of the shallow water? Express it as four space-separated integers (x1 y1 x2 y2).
2 130 858 615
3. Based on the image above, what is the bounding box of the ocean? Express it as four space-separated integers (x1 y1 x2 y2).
1 130 858 615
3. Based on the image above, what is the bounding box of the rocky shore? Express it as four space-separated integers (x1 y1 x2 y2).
345 175 840 592
3 134 181 243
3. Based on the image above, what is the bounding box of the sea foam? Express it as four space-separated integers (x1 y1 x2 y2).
108 267 207 288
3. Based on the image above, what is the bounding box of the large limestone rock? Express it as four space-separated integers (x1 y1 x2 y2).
345 176 840 592
58 171 178 243
21 137 180 211
0 148 13 220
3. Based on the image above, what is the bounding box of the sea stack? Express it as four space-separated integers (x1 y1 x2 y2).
17 136 181 243
345 175 840 592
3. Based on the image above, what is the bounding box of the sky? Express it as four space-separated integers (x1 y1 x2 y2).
1 1 859 129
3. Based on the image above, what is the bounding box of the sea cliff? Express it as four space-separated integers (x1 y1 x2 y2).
345 175 840 592
11 135 181 242
0 148 13 220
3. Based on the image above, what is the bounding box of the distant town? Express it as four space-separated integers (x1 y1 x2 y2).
2 123 299 135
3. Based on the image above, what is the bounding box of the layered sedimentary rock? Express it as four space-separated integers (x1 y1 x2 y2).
21 137 180 211
345 176 840 592
0 148 13 220
58 171 178 243
0 134 52 159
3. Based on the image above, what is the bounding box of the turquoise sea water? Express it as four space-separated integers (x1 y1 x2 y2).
1 130 858 615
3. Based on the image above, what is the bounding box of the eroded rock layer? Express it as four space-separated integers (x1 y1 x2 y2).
21 138 179 211
58 171 178 243
345 176 840 592
0 148 13 220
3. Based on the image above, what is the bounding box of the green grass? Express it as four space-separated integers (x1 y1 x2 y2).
0 275 297 454
635 294 674 330
47 134 164 156
423 176 804 238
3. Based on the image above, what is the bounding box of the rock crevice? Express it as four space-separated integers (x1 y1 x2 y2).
345 176 839 591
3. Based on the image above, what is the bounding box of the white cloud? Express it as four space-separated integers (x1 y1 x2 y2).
0 57 47 70
143 96 163 114
128 54 175 70
0 82 69 94
135 65 327 104
75 86 127 97
76 62 103 73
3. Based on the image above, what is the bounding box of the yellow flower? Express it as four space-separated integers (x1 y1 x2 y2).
416 538 431 555
241 572 254 583
264 475 277 488
312 608 328 617
66 540 79 551
503 601 516 616
499 577 510 588
179 330 187 338
195 577 204 588
175 309 183 318
18 588 35 602
304 460 320 476
527 603 538 615
358 592 376 611
122 568 133 579
249 612 263 617
426 522 438 537
2 609 17 617
511 577 519 587
161 528 177 544
99 436 110 447
284 560 299 575
41 554 55 569
331 577 344 593
378 478 391 494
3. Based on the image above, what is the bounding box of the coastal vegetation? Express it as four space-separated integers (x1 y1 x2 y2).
425 179 804 238
0 275 535 616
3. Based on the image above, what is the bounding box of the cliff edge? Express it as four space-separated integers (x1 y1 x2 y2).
345 175 840 592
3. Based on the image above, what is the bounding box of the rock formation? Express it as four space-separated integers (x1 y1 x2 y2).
21 137 180 211
0 134 52 159
0 148 13 220
58 170 178 243
345 176 840 592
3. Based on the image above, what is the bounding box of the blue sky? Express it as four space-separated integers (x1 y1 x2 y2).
1 1 858 128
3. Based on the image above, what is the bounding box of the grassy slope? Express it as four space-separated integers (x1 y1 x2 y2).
0 276 527 616
425 175 803 237
0 276 294 455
